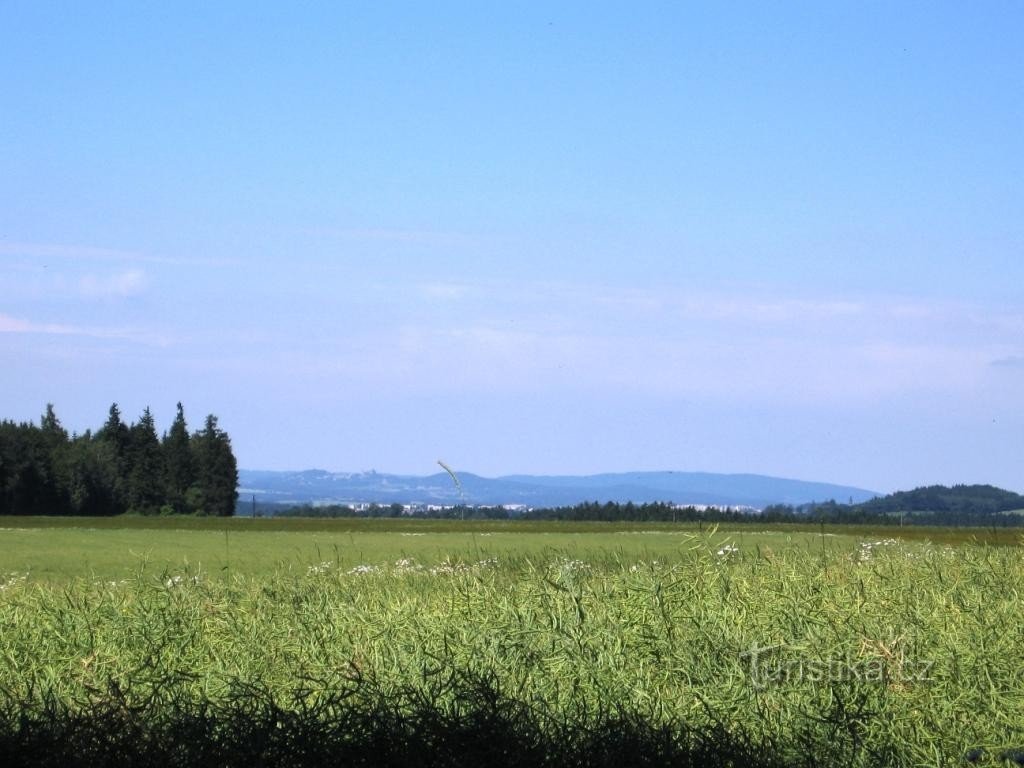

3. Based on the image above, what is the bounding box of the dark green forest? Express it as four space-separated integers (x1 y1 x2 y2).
853 484 1024 516
527 486 1024 526
0 404 238 516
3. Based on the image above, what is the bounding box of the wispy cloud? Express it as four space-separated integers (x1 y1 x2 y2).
265 324 850 404
78 269 149 298
417 281 473 300
396 279 926 325
0 314 80 336
403 281 1024 345
0 241 236 266
373 324 995 402
675 296 866 323
0 241 149 262
0 313 172 345
301 227 474 247
271 278 1014 404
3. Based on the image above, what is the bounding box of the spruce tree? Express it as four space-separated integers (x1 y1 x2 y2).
64 434 117 516
126 407 165 514
190 414 238 516
161 403 194 514
39 403 72 511
95 403 130 513
97 403 129 454
39 403 67 444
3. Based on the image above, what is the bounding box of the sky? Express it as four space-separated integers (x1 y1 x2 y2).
1 2 1022 493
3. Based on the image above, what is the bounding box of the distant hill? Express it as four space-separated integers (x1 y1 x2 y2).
238 469 879 510
853 484 1024 517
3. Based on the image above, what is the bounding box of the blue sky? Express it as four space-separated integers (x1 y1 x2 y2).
1 2 1022 493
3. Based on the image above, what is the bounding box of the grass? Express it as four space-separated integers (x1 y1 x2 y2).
2 515 1020 582
1 517 1023 766
0 517 859 582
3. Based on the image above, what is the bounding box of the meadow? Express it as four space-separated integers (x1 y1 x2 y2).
1 517 1022 766
1 516 871 582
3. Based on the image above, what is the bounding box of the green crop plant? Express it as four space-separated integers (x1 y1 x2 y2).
1 528 1022 766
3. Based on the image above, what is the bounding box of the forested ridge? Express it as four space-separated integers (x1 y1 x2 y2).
0 404 237 516
854 484 1024 515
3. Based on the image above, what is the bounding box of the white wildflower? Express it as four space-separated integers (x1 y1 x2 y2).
856 538 900 562
430 557 469 575
0 572 27 591
347 564 380 576
165 574 200 588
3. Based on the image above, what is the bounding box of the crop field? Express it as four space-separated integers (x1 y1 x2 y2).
0 517 873 582
1 517 1023 767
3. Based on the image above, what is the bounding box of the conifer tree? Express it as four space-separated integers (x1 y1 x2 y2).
126 407 165 514
64 434 116 516
39 403 67 445
0 402 237 517
95 403 130 513
97 404 129 455
39 403 72 512
161 402 194 514
190 414 238 516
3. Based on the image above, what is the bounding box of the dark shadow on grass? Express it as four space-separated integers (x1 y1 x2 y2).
0 674 907 768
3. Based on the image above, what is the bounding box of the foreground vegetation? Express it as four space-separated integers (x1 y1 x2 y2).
1 519 1023 766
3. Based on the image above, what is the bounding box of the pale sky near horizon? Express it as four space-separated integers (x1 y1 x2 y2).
1 2 1022 494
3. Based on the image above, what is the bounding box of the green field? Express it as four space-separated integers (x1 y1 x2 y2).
3 515 1020 582
2 517 1023 766
1 517 875 582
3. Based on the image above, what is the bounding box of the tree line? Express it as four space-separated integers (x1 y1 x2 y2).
0 403 238 516
853 484 1024 516
265 487 1024 527
524 493 1024 526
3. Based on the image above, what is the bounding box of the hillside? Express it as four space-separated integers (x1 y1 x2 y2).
239 468 879 509
853 484 1024 516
